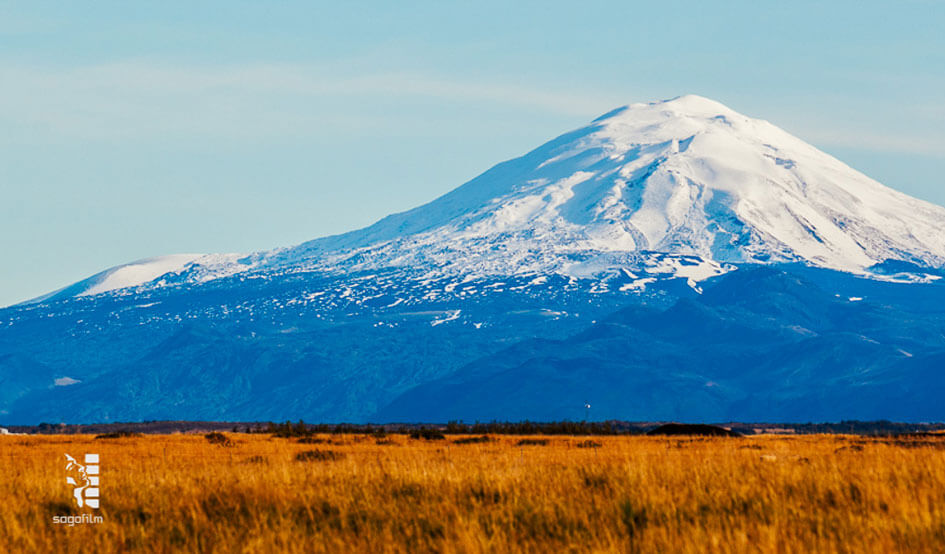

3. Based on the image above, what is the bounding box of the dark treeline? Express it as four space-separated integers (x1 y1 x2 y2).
8 419 945 436
265 420 636 437
749 420 945 436
264 419 945 437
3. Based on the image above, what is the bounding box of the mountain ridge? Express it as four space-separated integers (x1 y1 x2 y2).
19 94 945 307
262 94 945 279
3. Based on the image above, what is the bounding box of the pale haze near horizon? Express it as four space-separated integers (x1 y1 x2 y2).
1 1 943 307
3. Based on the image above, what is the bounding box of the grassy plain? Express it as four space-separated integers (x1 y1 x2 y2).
2 432 945 553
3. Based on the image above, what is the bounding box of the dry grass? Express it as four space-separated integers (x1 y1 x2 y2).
3 433 945 552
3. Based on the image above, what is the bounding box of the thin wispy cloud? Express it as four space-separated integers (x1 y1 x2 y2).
804 129 945 158
0 62 625 142
3 61 941 158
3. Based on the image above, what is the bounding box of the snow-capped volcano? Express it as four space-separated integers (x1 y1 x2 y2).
276 94 945 277
22 95 945 304
7 95 945 425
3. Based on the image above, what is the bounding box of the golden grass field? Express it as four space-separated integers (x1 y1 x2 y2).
3 432 945 553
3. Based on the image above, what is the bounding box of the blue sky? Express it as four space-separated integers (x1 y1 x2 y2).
1 1 943 306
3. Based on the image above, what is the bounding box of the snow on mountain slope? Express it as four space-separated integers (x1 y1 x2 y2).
277 94 945 277
80 254 205 296
23 95 945 304
19 253 248 305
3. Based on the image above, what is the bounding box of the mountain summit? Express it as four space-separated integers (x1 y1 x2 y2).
24 95 945 304
270 94 945 277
